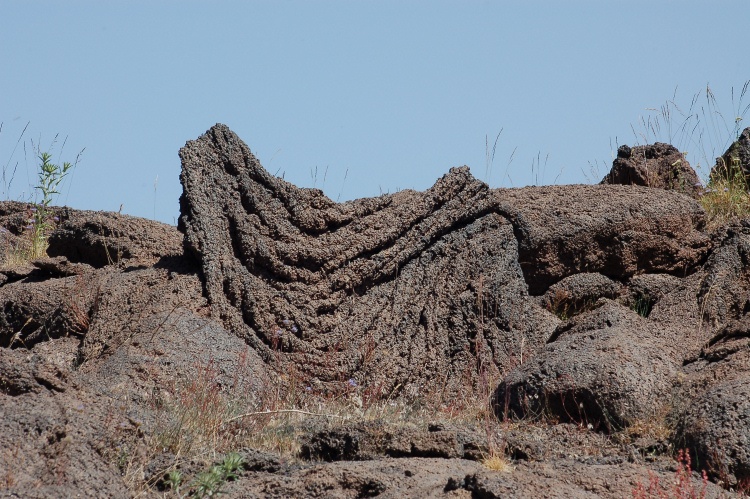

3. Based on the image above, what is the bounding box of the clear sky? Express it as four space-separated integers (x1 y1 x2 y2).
2 1 749 224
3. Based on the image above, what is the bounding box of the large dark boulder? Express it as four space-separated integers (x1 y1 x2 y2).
177 124 711 397
47 209 184 268
491 183 710 294
493 302 684 430
602 142 701 198
178 124 557 396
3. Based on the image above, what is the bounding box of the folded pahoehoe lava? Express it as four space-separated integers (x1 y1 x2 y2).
177 123 710 396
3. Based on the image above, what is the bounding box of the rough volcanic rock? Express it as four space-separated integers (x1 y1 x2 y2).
711 126 750 182
538 273 622 316
619 273 682 318
696 223 750 328
674 315 750 485
0 348 130 498
300 421 487 462
177 124 711 398
602 143 701 197
494 302 683 429
644 221 750 345
32 256 94 277
0 273 87 349
221 456 727 499
494 183 710 294
677 374 750 487
47 208 184 268
178 124 558 396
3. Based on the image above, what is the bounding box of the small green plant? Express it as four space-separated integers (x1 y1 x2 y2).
164 469 184 495
28 152 73 258
167 453 246 498
631 294 654 318
188 467 225 498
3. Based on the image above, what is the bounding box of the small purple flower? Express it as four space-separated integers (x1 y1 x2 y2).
291 326 298 333
283 319 290 325
347 379 357 387
30 207 37 212
305 386 312 391
0 228 7 233
53 216 60 221
724 188 729 192
698 192 704 196
76 404 85 411
24 226 33 230
274 329 282 339
694 182 702 187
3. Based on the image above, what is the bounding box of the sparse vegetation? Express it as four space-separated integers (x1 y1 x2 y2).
627 82 750 227
0 126 83 267
546 289 597 321
164 453 246 498
631 293 654 318
632 449 708 499
698 154 750 227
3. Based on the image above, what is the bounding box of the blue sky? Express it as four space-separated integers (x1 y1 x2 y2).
2 1 749 224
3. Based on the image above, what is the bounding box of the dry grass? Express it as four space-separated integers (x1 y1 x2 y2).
481 452 513 473
104 335 516 494
613 404 673 446
1 207 51 268
698 161 750 228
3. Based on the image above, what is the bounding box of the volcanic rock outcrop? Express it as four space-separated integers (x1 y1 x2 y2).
601 142 702 197
4 123 750 497
178 124 710 398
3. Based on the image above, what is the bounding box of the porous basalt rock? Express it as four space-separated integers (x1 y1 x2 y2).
677 374 750 486
494 302 683 429
1 127 748 497
675 315 750 485
602 142 701 198
178 124 553 395
539 272 621 316
177 124 712 397
491 183 710 294
47 208 184 268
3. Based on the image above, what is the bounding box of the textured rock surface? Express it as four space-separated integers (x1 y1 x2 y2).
538 273 622 315
677 374 750 486
178 124 557 396
494 302 683 429
300 422 487 462
711 126 750 182
48 208 184 268
3 125 750 497
178 124 711 396
602 143 701 197
492 183 710 294
675 315 750 485
221 456 727 499
0 348 131 498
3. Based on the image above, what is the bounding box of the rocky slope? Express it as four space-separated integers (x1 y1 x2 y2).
1 124 749 498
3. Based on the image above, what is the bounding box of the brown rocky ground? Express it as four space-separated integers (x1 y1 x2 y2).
1 124 749 498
